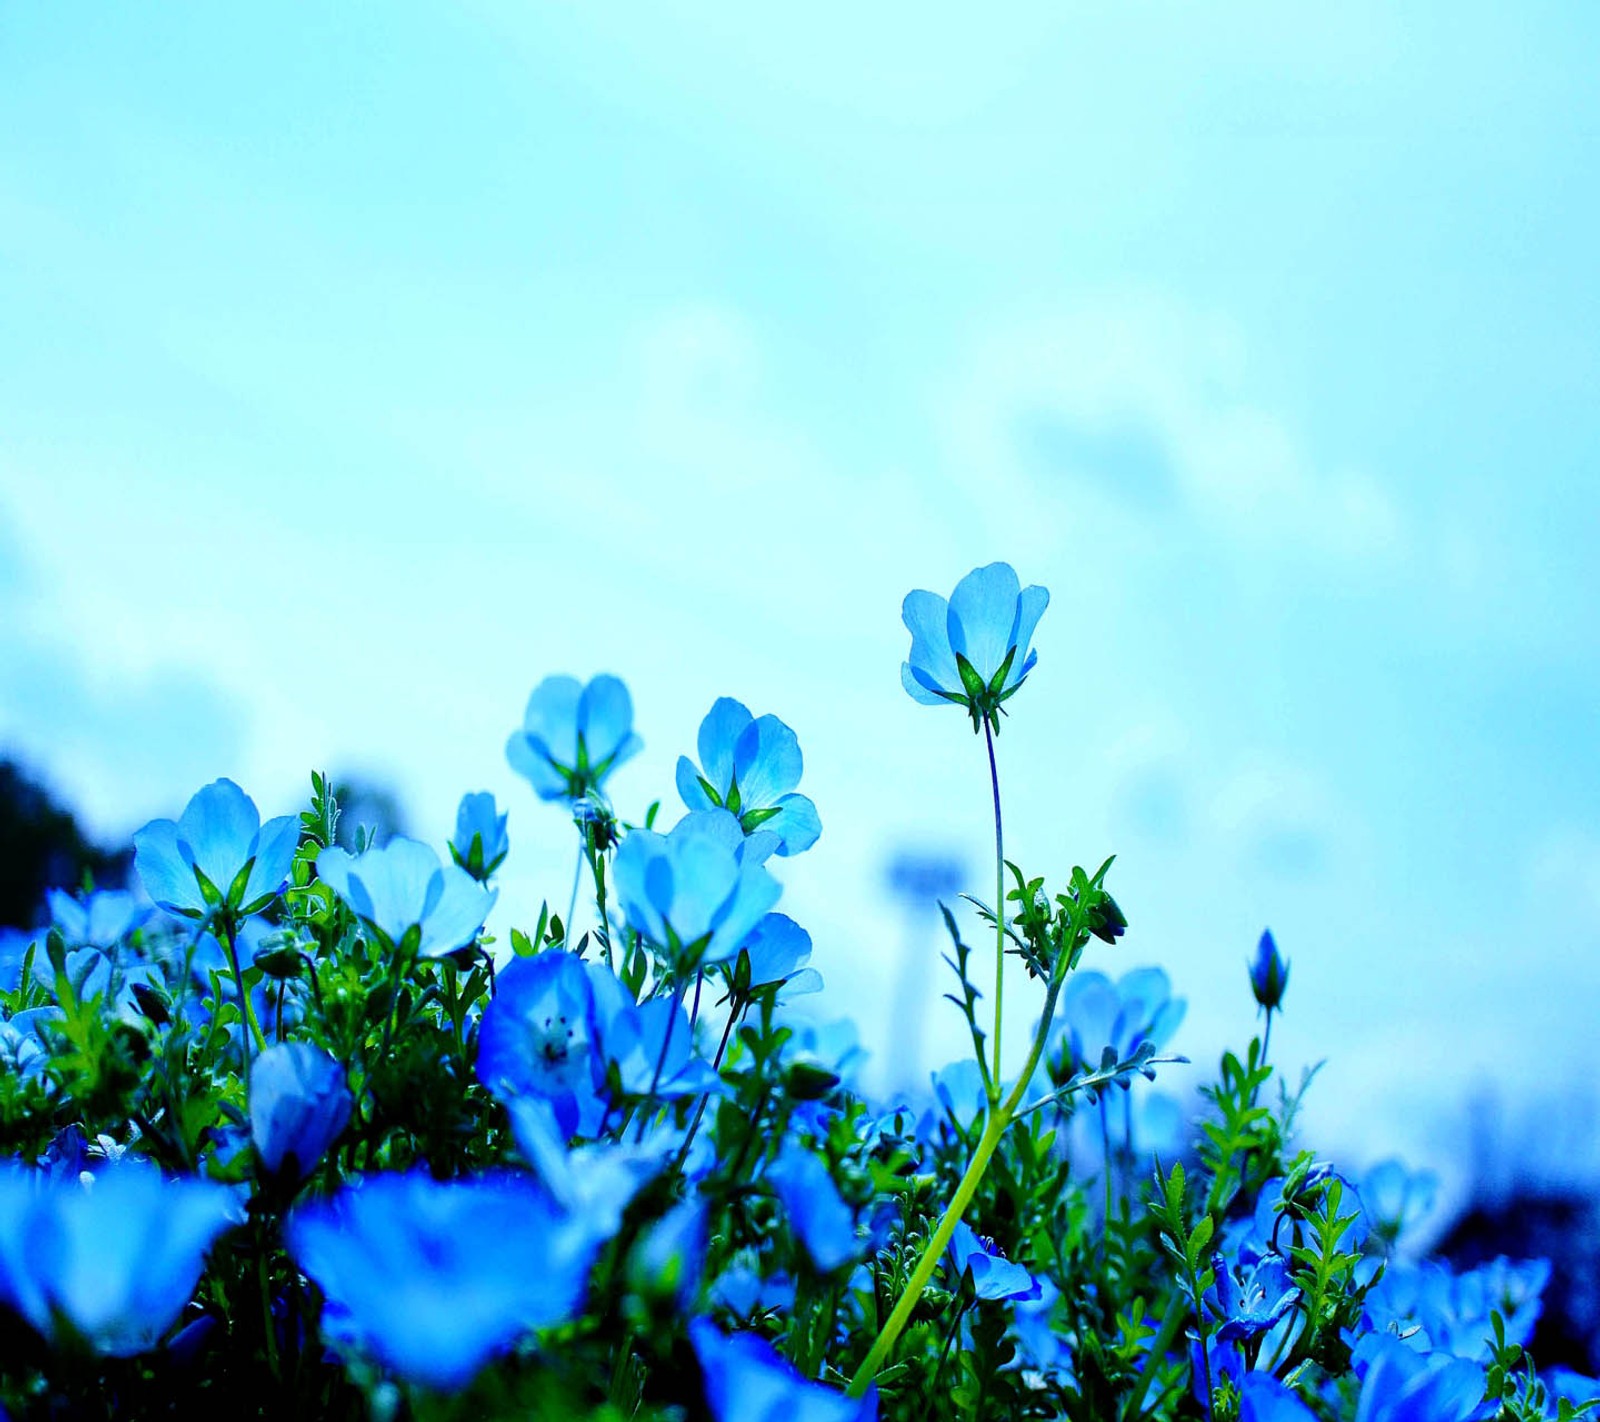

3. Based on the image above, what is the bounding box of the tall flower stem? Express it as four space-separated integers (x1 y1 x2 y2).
983 718 1005 1097
847 967 1067 1397
565 832 586 943
219 916 267 1059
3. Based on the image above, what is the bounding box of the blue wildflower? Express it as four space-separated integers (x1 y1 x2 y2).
506 674 642 804
1359 1158 1438 1248
316 838 495 958
0 1007 63 1083
598 990 720 1102
901 562 1050 732
506 1096 672 1229
133 779 299 919
612 809 781 969
1238 1375 1317 1422
945 1221 1041 1303
1352 1334 1485 1422
1049 967 1186 1080
1364 1255 1548 1361
710 1261 797 1319
1205 1251 1299 1344
770 1147 861 1274
736 912 821 995
676 698 821 856
448 791 509 881
690 1317 877 1422
1249 929 1290 1012
249 1042 352 1182
46 889 147 952
287 1170 602 1393
631 1196 708 1310
0 1159 238 1356
477 951 607 1136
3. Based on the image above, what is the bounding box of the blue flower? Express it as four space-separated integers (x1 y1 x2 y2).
1352 1335 1485 1422
1050 967 1186 1078
249 1042 353 1182
133 779 300 919
676 698 821 856
1249 929 1290 1012
1359 1158 1438 1248
0 1159 238 1357
901 563 1050 731
506 1096 672 1230
770 1147 861 1274
596 989 720 1102
1237 1376 1317 1422
448 791 509 881
736 913 821 995
477 951 607 1136
1205 1251 1299 1344
287 1170 603 1393
613 810 781 969
690 1318 877 1422
945 1221 1041 1303
0 1007 63 1082
506 674 642 804
631 1196 708 1309
46 889 147 952
316 838 495 958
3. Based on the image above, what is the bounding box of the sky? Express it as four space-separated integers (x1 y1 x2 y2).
2 4 1598 1199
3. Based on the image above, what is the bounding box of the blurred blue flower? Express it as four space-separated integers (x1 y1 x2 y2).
631 1196 708 1310
1050 967 1186 1078
1363 1255 1548 1361
901 563 1049 730
317 838 495 958
1249 929 1290 1012
771 1147 860 1274
249 1042 352 1182
710 1261 797 1319
690 1317 877 1422
448 791 509 881
133 779 299 919
945 1221 1041 1303
613 809 781 968
506 1096 672 1230
1352 1335 1485 1422
506 674 642 804
46 889 147 951
598 990 720 1102
1359 1158 1438 1248
676 698 821 856
478 951 607 1136
1238 1375 1317 1422
0 1159 238 1356
287 1170 602 1393
0 1006 63 1082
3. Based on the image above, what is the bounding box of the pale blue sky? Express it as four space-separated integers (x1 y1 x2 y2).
3 4 1598 1192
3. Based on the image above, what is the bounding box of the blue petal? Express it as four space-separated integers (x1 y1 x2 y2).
947 563 1021 685
613 830 670 944
697 698 753 795
133 819 208 916
343 839 444 944
506 731 571 801
732 714 803 808
1005 584 1050 689
705 861 782 965
764 793 821 856
739 912 812 987
418 864 496 958
241 815 300 911
676 756 717 812
176 779 260 901
901 661 953 706
578 675 637 766
522 676 583 769
665 830 742 945
901 589 959 696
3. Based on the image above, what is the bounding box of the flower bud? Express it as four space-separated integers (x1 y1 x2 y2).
1248 930 1290 1012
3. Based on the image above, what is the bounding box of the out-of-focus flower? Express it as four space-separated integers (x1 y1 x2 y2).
1359 1158 1438 1249
46 889 147 952
506 674 641 804
1249 929 1290 1013
676 698 821 856
316 838 495 958
613 810 780 969
134 779 299 919
0 1159 238 1356
770 1148 860 1274
630 1196 708 1310
0 1007 63 1082
286 1170 602 1393
1363 1256 1549 1361
448 792 509 881
1351 1335 1485 1422
900 563 1049 731
1049 967 1185 1079
945 1221 1041 1303
1238 1375 1317 1422
506 1096 672 1230
690 1317 877 1422
249 1043 352 1182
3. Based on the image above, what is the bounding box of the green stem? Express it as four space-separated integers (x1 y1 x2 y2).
220 917 267 1059
847 968 1067 1397
983 718 1005 1099
565 832 586 943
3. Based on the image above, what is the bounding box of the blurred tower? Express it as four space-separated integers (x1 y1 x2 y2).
883 848 968 1094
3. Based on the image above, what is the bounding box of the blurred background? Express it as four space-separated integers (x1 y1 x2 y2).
2 2 1597 1251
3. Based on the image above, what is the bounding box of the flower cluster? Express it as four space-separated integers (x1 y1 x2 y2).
0 562 1586 1422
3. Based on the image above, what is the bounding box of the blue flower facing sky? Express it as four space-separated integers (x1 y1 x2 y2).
613 809 781 968
676 698 821 856
901 563 1049 731
449 790 509 881
506 674 641 805
133 779 299 919
316 837 495 958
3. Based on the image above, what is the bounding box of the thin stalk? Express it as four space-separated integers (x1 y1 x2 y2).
1100 1096 1115 1230
673 989 745 1173
847 968 1067 1396
983 718 1005 1098
1261 1008 1274 1070
565 832 586 943
633 978 686 1142
220 917 267 1059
